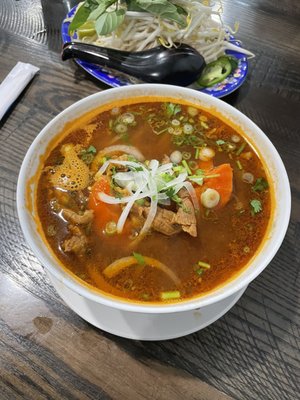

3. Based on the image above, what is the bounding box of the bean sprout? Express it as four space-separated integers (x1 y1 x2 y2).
70 0 254 64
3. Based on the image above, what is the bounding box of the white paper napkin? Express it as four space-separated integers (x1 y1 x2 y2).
0 62 40 121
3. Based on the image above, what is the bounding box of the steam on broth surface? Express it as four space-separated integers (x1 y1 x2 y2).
36 100 271 303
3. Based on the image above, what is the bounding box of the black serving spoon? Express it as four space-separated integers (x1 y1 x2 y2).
62 42 206 86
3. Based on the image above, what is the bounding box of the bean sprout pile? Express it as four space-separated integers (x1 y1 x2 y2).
69 0 254 64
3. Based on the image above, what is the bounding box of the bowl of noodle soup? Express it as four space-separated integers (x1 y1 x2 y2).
17 84 290 340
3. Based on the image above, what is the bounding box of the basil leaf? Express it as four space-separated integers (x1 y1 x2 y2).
135 0 188 27
68 0 99 33
88 0 117 21
95 9 126 35
127 0 145 12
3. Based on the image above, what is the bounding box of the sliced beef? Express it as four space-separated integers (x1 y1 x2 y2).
62 208 94 225
132 197 197 237
144 207 182 236
172 191 197 237
62 228 88 256
161 154 171 164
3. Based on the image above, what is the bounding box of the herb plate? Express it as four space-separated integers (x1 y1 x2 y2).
61 7 248 98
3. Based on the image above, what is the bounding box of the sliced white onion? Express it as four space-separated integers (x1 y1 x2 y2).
164 171 188 188
117 182 147 233
182 182 200 212
140 177 157 235
149 159 159 176
157 162 174 173
98 191 152 204
96 145 145 161
96 159 147 178
113 171 136 187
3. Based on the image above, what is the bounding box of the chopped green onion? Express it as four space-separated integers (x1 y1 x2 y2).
196 169 205 176
236 160 243 170
119 113 135 125
216 139 225 145
200 121 209 129
173 165 185 173
133 252 145 265
183 123 194 134
189 161 198 171
236 142 246 155
204 173 220 179
171 119 180 126
161 173 174 182
195 147 200 159
182 151 191 160
187 106 198 117
135 198 145 206
114 123 128 134
105 221 117 236
160 290 181 300
198 261 211 269
182 160 192 175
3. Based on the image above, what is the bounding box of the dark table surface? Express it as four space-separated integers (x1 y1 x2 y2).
1 1 300 399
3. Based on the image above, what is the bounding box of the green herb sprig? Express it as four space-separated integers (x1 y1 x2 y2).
69 0 188 36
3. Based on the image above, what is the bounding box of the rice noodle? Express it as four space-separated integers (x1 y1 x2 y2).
103 256 180 285
96 145 145 161
72 0 254 64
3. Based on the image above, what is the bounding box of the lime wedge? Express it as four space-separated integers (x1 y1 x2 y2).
77 21 96 39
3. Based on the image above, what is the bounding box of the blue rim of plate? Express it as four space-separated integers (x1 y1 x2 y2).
61 6 248 98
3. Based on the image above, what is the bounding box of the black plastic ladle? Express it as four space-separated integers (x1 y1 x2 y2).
62 42 206 86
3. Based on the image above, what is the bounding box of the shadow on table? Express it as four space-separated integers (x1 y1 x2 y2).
100 225 299 399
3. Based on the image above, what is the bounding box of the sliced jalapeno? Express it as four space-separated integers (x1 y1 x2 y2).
197 56 237 87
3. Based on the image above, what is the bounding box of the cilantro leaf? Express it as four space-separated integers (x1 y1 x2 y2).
165 103 181 117
133 252 145 265
165 187 176 198
252 177 269 192
250 199 262 214
87 145 97 154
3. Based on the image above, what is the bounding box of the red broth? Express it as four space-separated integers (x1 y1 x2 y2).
36 100 271 303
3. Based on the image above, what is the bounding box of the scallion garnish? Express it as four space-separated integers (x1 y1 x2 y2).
133 252 145 265
236 160 242 170
198 261 211 269
182 159 192 175
160 290 181 300
236 142 246 155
